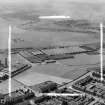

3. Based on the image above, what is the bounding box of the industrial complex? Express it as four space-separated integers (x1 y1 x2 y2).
0 42 105 105
0 1 105 104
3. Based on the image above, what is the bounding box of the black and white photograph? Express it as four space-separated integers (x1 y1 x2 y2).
0 0 105 105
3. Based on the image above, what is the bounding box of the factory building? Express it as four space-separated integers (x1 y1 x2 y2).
19 51 43 63
30 81 58 93
80 42 105 51
42 47 87 55
72 74 105 100
1 89 35 105
18 46 93 64
0 58 8 71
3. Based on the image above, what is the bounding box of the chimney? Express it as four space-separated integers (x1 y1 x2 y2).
0 60 1 66
5 58 8 68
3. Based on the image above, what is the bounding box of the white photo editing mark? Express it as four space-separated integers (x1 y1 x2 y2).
39 93 85 97
100 23 104 81
8 25 12 97
39 15 71 19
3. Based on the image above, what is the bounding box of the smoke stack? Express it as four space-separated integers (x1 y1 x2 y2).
5 58 8 68
0 60 1 65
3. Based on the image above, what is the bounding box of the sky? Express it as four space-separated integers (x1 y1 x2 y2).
0 0 104 21
0 0 105 3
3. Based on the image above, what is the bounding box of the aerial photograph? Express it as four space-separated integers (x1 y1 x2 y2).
0 0 105 105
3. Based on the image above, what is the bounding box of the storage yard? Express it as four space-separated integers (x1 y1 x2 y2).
17 45 96 64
